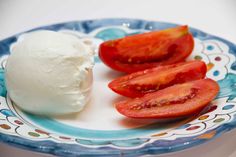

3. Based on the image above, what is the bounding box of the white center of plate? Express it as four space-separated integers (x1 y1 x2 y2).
52 62 158 130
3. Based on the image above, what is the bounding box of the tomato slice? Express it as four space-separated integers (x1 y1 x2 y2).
115 79 219 119
99 25 194 73
109 60 207 98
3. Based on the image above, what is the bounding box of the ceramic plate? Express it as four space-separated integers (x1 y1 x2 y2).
0 18 236 157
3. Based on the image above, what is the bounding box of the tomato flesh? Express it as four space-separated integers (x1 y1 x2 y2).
109 60 207 98
99 25 194 73
115 79 219 119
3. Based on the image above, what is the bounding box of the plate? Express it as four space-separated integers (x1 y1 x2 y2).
0 18 236 157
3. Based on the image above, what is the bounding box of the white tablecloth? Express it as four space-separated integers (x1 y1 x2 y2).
1 0 236 156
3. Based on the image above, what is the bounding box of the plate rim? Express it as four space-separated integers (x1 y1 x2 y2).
1 18 236 157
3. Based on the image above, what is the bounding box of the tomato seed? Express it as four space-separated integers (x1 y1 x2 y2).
130 88 199 110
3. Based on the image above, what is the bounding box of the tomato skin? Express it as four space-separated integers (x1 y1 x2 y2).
109 60 207 98
115 79 219 119
99 25 194 73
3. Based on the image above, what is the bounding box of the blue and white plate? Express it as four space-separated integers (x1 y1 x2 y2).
0 18 236 157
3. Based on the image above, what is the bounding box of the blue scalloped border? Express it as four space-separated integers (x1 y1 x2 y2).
0 18 236 157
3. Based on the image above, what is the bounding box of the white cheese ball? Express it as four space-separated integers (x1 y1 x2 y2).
5 30 94 115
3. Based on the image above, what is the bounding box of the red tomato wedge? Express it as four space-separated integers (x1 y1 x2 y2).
115 79 219 119
99 25 194 73
109 60 207 98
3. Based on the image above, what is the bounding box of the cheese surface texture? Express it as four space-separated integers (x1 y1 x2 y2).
5 30 94 115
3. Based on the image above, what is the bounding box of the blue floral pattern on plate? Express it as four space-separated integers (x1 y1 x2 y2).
0 18 236 156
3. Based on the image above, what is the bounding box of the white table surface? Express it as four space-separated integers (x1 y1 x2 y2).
0 0 236 156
